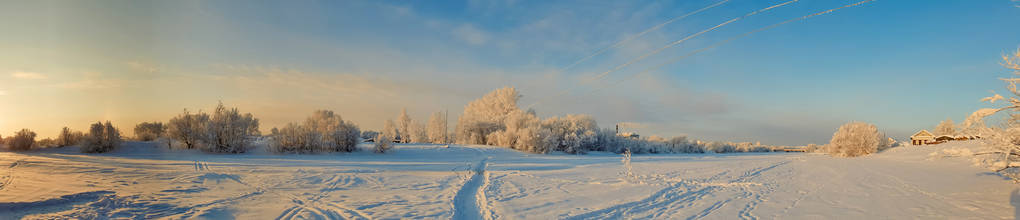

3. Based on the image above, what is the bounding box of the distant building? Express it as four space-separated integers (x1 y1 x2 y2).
935 135 955 142
910 130 935 145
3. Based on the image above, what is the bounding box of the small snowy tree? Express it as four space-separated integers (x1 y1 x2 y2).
827 122 884 157
409 120 427 143
81 121 121 153
375 119 396 153
935 118 956 136
397 108 411 143
8 129 36 151
134 122 166 141
427 112 447 144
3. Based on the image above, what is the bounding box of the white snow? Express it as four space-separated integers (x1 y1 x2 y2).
0 141 1016 219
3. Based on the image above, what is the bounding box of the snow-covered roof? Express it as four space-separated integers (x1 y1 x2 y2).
911 130 934 138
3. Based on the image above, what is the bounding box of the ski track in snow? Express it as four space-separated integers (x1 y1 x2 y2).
453 149 492 220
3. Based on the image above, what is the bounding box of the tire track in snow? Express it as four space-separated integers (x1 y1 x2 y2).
566 160 790 219
0 160 21 191
453 157 491 220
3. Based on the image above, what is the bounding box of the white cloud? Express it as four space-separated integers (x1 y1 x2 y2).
11 71 46 79
453 24 489 46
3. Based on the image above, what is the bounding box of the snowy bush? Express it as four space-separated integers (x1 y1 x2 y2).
827 122 889 157
375 119 396 153
134 122 166 141
269 110 360 153
203 103 260 153
81 121 121 153
56 127 84 147
7 129 36 151
167 109 209 149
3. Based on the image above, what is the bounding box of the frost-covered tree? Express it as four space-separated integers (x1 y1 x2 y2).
81 121 121 153
134 122 166 141
970 47 1020 179
427 112 447 144
410 120 427 143
203 102 260 153
456 87 521 145
827 122 888 157
8 129 37 151
270 123 319 153
375 119 396 153
56 127 84 147
934 118 956 136
167 109 209 149
397 108 411 143
539 114 599 154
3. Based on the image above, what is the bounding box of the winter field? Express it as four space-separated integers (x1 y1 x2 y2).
0 141 1015 219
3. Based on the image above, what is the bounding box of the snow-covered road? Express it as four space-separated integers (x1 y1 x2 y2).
0 141 1015 219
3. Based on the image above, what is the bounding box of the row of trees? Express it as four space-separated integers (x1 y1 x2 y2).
1 122 121 153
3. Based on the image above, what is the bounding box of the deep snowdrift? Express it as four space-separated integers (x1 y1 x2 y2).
0 141 1015 219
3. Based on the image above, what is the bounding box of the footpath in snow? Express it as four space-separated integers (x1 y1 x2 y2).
0 141 1016 219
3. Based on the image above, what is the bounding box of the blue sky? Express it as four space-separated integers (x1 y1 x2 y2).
1 0 1018 145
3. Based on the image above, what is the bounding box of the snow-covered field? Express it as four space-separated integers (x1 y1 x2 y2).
0 141 1016 219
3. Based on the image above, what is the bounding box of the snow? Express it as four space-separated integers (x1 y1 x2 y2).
0 141 1017 219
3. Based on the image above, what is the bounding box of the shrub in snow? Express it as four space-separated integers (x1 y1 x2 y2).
168 109 210 149
134 122 166 141
56 127 84 147
81 121 121 153
827 122 890 157
202 103 260 153
269 110 360 153
8 129 36 151
375 119 397 153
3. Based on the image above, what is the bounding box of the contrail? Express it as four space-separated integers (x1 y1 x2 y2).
589 0 880 94
559 0 733 72
528 0 800 109
582 0 800 84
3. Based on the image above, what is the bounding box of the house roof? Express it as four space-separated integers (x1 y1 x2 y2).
912 130 934 138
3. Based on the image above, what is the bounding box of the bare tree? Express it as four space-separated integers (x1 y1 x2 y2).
397 108 411 143
56 127 84 147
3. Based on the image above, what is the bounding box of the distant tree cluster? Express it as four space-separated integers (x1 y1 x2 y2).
269 110 360 153
167 102 259 153
81 121 121 153
57 127 85 147
453 87 784 155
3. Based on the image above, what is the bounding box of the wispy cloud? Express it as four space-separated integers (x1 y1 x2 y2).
11 71 46 79
453 24 489 46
